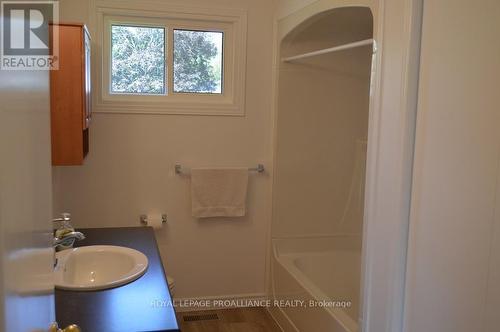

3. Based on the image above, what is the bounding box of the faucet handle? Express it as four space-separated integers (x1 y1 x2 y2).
52 212 71 223
52 213 72 230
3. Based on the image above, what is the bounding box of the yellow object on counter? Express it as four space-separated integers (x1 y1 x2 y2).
55 227 74 238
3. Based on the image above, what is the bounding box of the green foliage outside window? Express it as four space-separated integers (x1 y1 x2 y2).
111 26 223 95
111 25 165 94
173 30 223 94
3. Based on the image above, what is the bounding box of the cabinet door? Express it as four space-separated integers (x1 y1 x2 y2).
84 30 91 129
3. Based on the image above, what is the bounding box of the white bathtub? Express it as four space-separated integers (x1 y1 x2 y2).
270 236 362 332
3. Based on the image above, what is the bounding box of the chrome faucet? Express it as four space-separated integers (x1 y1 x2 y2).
52 213 85 250
53 231 86 249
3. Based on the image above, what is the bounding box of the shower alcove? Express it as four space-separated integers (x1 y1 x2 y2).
270 4 375 332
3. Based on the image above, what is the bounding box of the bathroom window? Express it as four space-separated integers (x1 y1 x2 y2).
95 5 247 115
111 25 166 95
173 29 223 94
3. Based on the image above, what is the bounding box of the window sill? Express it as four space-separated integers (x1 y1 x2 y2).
94 101 244 116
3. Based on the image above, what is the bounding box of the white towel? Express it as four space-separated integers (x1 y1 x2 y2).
190 168 249 218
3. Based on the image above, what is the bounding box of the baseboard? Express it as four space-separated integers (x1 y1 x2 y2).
173 292 268 312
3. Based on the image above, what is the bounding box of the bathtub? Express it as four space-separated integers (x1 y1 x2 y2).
270 236 362 332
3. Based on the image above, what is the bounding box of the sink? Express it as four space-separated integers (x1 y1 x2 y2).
54 245 148 291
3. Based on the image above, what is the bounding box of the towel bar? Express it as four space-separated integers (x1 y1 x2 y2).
175 163 265 175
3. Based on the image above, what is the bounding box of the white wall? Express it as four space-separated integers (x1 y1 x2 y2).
53 0 275 299
404 1 500 331
275 0 319 19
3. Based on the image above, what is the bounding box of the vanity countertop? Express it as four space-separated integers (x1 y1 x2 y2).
55 227 179 332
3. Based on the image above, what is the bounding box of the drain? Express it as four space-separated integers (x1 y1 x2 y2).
183 313 219 322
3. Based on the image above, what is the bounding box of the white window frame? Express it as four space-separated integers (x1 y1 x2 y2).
91 1 247 116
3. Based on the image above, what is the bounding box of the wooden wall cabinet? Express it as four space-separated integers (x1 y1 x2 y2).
50 23 91 166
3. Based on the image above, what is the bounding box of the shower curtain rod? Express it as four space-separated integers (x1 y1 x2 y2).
281 38 375 63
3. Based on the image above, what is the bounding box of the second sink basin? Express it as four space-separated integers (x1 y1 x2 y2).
54 245 148 291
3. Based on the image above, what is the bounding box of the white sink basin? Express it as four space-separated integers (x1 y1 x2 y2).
54 245 148 291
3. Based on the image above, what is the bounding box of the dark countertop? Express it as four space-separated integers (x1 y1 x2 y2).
55 227 179 332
